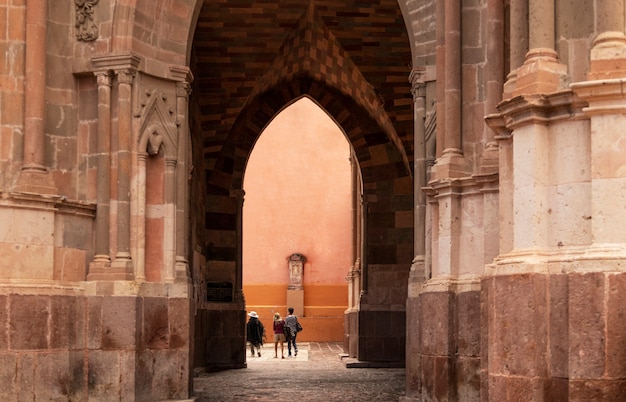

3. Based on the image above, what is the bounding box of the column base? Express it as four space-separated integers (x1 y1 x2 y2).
589 31 626 80
175 259 192 284
430 148 467 180
87 256 113 281
513 48 568 96
479 142 499 174
13 166 57 195
99 255 134 280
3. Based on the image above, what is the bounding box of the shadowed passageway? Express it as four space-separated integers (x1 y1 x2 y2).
194 342 405 401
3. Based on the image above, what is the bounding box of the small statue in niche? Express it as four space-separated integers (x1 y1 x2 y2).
287 253 305 290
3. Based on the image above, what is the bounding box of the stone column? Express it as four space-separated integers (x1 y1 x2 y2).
359 196 369 295
568 8 626 397
15 0 56 194
434 0 445 157
174 78 192 284
513 0 567 96
503 0 529 97
110 68 135 278
232 189 245 301
163 158 177 283
406 67 427 400
588 1 626 80
480 0 504 173
135 153 147 282
88 71 113 276
346 149 361 311
409 68 427 292
432 0 466 179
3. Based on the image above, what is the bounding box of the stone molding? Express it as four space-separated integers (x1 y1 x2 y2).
419 277 481 294
495 89 586 131
571 78 626 114
487 243 626 277
424 171 498 201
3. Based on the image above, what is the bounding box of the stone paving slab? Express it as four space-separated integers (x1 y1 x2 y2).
193 342 405 401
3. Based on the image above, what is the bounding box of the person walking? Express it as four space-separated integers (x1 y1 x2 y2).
272 312 287 358
284 307 300 357
246 311 265 357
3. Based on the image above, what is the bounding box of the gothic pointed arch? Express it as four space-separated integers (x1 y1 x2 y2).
247 2 411 175
136 89 179 158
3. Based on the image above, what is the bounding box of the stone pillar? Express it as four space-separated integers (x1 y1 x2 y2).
513 0 567 96
88 71 113 277
570 25 626 396
409 68 427 288
503 0 529 97
481 0 504 173
434 0 445 158
232 189 245 301
163 158 177 282
360 196 369 294
406 67 427 399
135 153 147 281
588 1 626 80
432 0 466 179
173 75 193 284
14 0 56 194
110 67 136 278
345 149 361 357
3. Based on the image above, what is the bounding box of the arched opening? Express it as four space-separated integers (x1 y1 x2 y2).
242 97 353 342
187 0 413 374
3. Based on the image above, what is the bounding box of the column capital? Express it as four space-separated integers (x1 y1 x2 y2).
409 67 426 99
94 70 112 87
169 65 194 84
175 81 192 98
91 53 142 73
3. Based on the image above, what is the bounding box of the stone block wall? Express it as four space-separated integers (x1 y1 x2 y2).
0 293 192 401
195 307 246 372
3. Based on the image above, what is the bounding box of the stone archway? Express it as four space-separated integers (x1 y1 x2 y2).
0 0 418 400
187 0 415 372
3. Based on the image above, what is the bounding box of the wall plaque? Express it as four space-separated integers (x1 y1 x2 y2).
206 281 233 302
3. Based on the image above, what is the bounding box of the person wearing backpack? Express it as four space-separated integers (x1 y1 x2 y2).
284 307 301 357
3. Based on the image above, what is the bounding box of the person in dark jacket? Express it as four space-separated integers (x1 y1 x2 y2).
246 311 265 357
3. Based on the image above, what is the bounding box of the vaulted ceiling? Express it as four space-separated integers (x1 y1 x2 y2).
190 0 414 176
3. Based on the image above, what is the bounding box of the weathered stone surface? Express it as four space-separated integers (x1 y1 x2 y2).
549 274 569 379
10 295 49 350
606 273 626 378
492 274 548 378
569 272 605 379
143 297 169 349
101 297 139 350
419 291 452 356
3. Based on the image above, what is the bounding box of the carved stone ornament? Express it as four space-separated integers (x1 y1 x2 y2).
75 0 99 41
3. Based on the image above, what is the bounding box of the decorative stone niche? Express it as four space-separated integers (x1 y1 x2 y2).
287 253 305 316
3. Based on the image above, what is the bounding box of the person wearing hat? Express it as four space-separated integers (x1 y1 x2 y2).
246 311 265 357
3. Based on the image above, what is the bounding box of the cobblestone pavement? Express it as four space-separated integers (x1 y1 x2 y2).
193 342 406 401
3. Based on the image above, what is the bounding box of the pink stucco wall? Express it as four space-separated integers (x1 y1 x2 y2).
243 97 352 340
